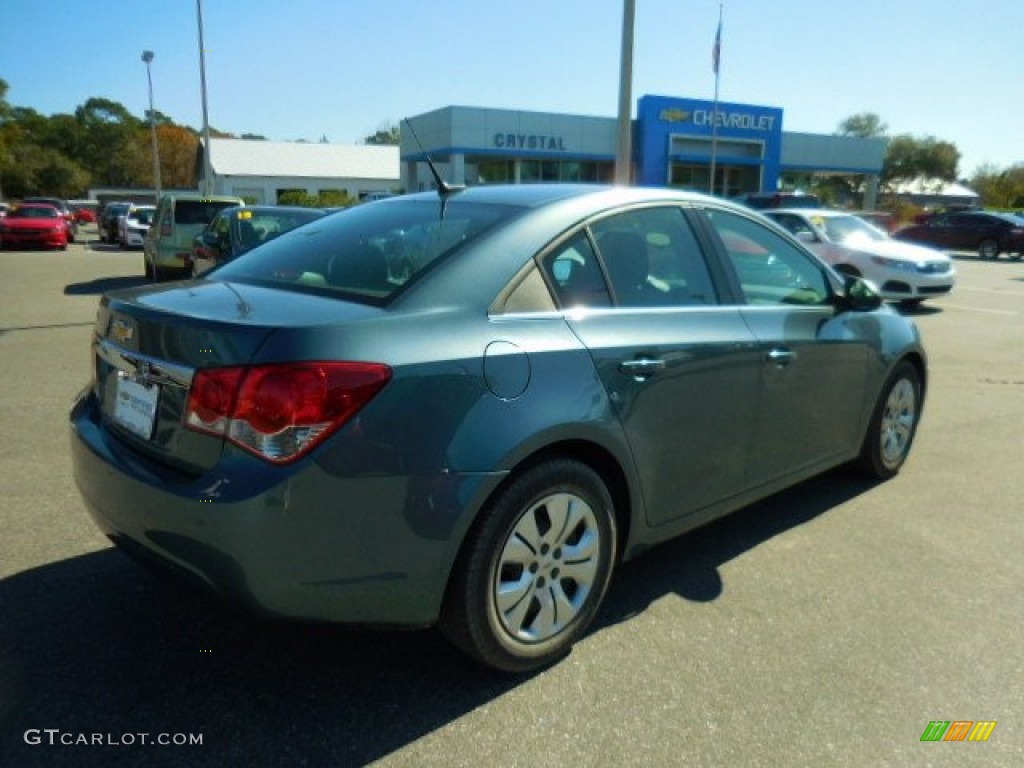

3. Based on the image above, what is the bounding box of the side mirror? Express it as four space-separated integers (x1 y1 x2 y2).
200 230 221 254
839 274 882 311
796 230 816 244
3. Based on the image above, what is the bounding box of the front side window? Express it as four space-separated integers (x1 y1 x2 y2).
702 209 830 306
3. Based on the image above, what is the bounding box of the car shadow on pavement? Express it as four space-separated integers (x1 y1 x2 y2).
0 470 876 767
86 241 130 254
64 276 151 296
598 470 877 623
895 302 942 317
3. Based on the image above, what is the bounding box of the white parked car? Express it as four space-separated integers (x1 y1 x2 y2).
120 205 156 249
763 209 955 306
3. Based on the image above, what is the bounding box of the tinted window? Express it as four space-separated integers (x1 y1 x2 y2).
11 206 59 218
232 209 323 248
767 212 815 239
213 200 518 304
174 200 238 226
542 232 611 309
702 209 830 306
590 207 716 307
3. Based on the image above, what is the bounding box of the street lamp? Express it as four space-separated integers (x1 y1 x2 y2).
614 0 635 185
196 0 213 196
141 50 162 204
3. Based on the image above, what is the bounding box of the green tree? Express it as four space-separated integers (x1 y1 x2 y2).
74 97 145 186
315 189 356 207
835 112 888 139
881 135 960 190
970 163 1024 208
277 190 319 207
364 122 400 146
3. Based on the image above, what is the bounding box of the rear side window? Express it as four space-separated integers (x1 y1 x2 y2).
542 233 611 309
212 200 518 304
174 201 239 226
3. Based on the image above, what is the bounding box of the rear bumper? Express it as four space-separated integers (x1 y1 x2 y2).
69 389 502 626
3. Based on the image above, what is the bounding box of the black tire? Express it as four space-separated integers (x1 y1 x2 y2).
856 361 922 480
977 239 999 260
440 459 618 673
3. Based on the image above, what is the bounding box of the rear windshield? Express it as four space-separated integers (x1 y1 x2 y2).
174 200 239 226
211 199 519 304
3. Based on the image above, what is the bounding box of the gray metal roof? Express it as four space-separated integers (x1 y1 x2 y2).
206 138 399 180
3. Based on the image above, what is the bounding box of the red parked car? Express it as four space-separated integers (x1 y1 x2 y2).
894 210 1024 260
0 203 69 250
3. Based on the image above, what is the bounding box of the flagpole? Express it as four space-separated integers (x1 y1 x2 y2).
709 3 723 195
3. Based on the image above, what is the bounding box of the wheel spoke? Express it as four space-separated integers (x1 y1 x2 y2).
497 576 535 627
513 508 546 553
557 560 596 594
528 587 561 639
493 487 606 645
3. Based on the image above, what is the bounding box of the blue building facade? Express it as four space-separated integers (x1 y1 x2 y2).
402 99 884 202
636 95 783 195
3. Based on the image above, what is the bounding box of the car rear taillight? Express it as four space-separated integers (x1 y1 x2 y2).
160 219 171 236
185 362 391 463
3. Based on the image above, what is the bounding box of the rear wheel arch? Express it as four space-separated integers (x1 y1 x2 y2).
466 440 635 564
439 444 632 671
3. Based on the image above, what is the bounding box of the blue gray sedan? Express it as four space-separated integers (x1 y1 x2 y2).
70 184 926 672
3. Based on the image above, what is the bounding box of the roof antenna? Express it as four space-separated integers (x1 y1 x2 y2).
402 117 465 203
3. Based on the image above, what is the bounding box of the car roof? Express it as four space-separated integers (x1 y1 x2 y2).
227 205 325 215
394 183 727 210
765 208 852 218
161 193 244 202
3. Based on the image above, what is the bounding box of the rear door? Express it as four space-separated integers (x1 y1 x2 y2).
544 205 762 527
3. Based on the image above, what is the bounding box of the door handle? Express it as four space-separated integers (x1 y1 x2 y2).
618 358 666 380
766 348 796 366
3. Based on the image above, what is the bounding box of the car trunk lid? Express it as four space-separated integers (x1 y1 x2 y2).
92 280 382 476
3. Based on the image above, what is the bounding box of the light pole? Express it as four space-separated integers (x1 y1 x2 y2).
141 50 162 204
196 0 214 195
614 0 635 185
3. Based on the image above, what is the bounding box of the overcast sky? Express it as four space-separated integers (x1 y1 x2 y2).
2 0 1018 178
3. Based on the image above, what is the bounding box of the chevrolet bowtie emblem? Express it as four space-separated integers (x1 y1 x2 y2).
110 319 134 344
659 108 691 123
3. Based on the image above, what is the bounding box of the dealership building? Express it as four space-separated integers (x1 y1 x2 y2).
401 95 887 206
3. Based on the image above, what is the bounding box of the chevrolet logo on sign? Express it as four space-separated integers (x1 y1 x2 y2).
110 319 134 344
659 109 691 123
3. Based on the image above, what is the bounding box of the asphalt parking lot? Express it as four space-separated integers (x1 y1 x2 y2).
1 228 1021 767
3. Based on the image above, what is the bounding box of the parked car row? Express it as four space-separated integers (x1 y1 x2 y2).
143 194 245 280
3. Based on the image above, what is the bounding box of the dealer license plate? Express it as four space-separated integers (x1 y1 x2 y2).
113 374 159 439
